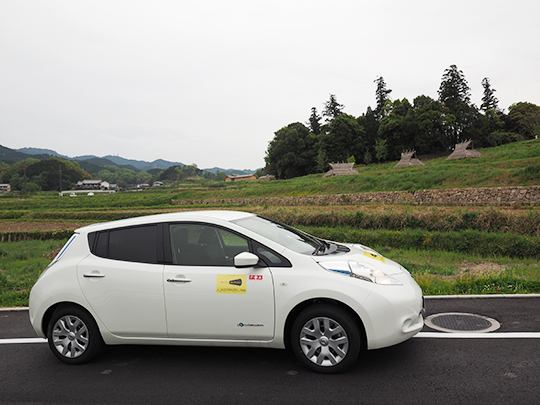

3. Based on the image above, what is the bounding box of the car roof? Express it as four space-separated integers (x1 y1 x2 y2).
75 210 255 233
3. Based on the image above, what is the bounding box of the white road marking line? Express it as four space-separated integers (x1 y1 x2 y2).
416 332 540 338
0 338 47 344
1 332 540 345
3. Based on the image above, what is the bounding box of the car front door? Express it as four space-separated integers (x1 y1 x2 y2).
164 223 275 340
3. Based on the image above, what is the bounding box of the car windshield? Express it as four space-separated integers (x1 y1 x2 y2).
233 215 320 255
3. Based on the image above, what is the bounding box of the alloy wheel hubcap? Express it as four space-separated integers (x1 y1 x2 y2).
299 316 349 367
51 315 89 358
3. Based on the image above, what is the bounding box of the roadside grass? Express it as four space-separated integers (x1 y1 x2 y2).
376 247 540 295
1 237 539 308
0 239 66 307
300 226 540 259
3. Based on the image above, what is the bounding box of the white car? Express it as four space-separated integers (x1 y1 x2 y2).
29 210 423 373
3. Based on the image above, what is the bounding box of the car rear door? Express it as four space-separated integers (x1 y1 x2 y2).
77 224 167 338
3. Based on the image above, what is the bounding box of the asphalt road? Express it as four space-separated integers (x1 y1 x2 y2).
1 296 539 405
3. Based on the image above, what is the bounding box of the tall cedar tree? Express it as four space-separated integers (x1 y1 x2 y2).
322 94 344 123
374 76 392 119
480 77 499 112
438 64 471 107
307 107 322 135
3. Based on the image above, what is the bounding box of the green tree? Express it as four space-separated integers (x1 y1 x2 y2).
318 114 366 166
322 94 344 123
136 171 152 184
377 99 417 160
363 150 372 165
374 138 388 163
507 102 540 139
357 107 379 161
374 76 392 119
114 168 137 188
97 169 114 183
480 77 499 112
24 157 90 191
307 107 322 135
413 95 452 153
0 158 39 185
437 65 484 145
265 123 318 179
438 64 471 107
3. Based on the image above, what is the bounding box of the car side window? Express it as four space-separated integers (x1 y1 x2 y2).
89 225 158 264
170 224 249 266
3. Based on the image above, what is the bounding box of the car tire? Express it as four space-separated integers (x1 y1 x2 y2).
47 305 104 364
291 304 361 373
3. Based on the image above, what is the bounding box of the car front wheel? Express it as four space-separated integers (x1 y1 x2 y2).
47 305 104 364
291 304 361 373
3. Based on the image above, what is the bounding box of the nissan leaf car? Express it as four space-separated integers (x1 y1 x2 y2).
29 210 424 373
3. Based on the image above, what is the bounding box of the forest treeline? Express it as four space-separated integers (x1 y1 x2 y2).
264 65 540 179
0 155 228 193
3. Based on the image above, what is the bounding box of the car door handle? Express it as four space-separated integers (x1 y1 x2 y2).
167 278 192 283
83 273 106 278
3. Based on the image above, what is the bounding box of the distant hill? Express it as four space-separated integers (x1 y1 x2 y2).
0 145 50 163
203 167 258 175
100 156 185 171
9 146 257 175
17 147 68 159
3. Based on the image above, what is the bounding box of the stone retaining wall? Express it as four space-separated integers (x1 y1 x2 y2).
172 185 540 207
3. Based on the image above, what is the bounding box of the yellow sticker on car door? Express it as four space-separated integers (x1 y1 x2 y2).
216 274 247 294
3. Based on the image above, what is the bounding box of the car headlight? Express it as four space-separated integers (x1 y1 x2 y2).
319 261 403 285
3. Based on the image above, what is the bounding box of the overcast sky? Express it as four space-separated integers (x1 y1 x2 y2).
1 0 539 170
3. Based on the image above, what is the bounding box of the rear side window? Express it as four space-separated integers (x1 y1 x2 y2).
89 225 159 264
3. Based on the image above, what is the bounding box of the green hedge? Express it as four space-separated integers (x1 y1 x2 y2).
301 226 540 259
0 230 73 242
261 208 540 236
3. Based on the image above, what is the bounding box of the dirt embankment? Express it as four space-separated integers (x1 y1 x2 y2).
0 222 85 232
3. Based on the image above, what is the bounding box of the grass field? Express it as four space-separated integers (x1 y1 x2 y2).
1 139 539 306
1 237 539 307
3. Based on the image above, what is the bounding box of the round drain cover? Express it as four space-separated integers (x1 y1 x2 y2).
425 312 500 333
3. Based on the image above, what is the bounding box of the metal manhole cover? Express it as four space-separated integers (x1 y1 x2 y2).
425 312 500 333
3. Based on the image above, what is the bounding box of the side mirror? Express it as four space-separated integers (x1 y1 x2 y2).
234 252 261 268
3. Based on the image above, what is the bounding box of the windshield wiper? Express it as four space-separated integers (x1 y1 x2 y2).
312 238 330 255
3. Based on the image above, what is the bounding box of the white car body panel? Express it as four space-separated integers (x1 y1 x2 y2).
77 256 167 338
163 264 275 340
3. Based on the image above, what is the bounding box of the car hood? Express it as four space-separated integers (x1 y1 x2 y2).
313 243 406 276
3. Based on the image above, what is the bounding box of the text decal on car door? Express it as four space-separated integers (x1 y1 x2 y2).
216 274 247 294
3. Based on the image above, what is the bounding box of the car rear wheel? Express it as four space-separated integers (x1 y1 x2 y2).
291 304 361 373
47 305 104 364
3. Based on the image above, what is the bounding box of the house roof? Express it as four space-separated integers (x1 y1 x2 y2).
395 150 425 167
323 163 360 177
446 140 483 160
77 179 102 184
226 174 256 179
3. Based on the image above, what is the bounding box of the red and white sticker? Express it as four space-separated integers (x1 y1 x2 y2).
249 275 263 281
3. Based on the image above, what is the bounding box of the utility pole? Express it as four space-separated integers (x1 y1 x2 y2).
59 167 62 195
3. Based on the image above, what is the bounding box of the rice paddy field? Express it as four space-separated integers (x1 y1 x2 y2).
1 139 539 306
